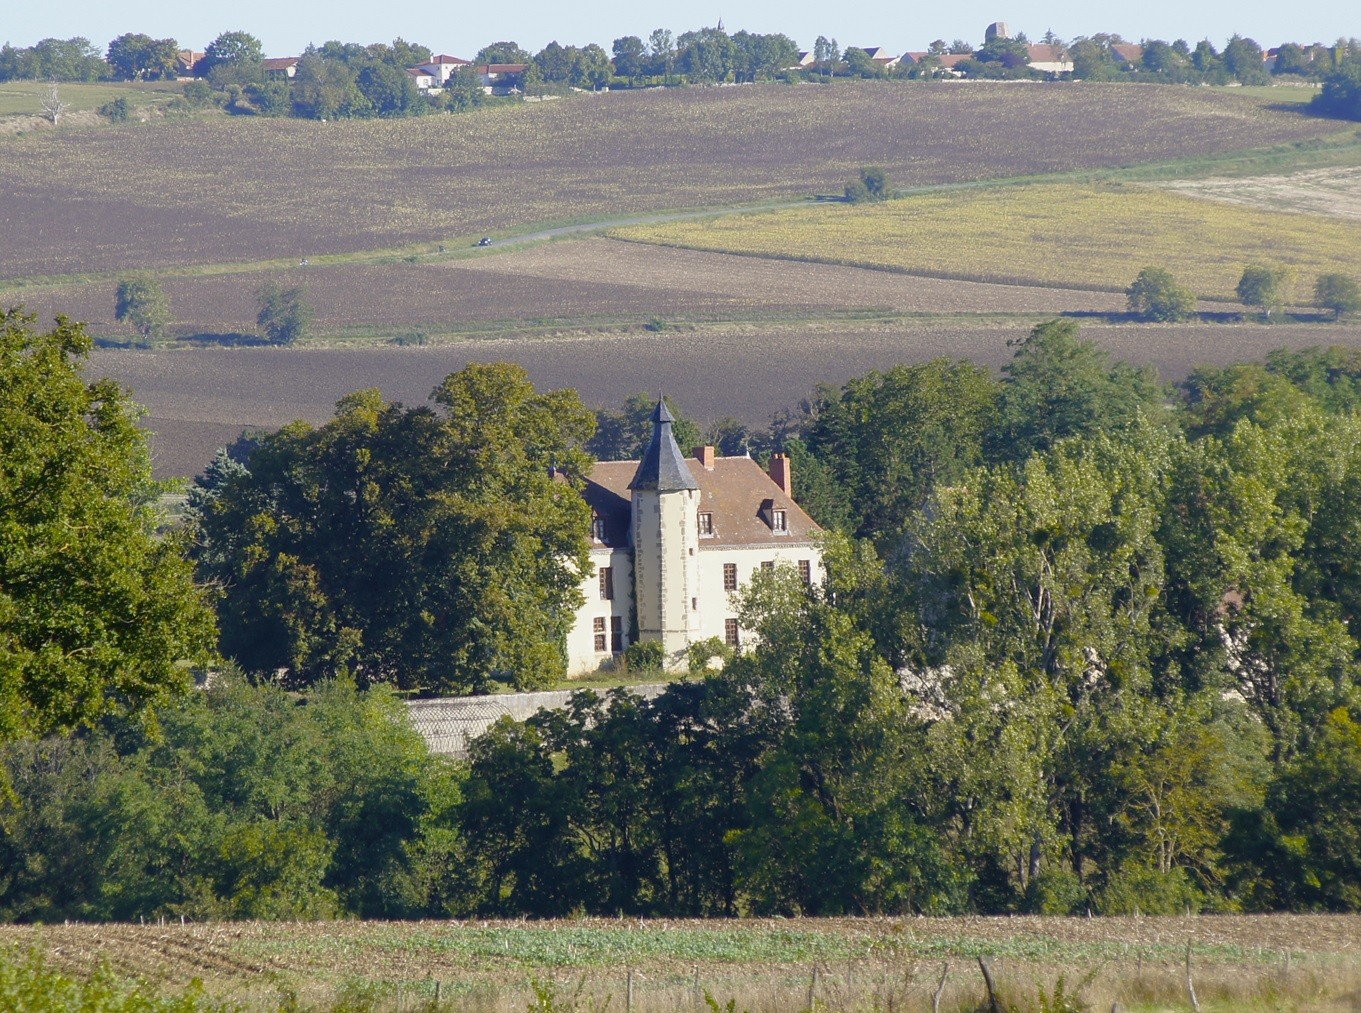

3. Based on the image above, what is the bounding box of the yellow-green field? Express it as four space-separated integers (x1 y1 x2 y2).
612 183 1361 301
0 80 184 117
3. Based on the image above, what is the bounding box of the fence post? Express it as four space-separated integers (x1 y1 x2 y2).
932 962 950 1013
1185 941 1201 1013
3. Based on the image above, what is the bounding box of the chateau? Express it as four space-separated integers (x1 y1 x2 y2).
566 401 823 674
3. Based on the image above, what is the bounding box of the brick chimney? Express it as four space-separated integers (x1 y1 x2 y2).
694 445 716 470
769 453 792 497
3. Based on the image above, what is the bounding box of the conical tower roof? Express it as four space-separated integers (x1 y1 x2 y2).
629 399 699 492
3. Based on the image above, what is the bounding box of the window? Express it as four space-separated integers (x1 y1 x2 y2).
692 597 698 611
593 616 606 653
799 559 812 584
610 616 623 653
698 512 714 536
599 566 614 601
723 563 737 591
724 618 740 647
772 509 788 533
591 515 607 542
760 560 775 572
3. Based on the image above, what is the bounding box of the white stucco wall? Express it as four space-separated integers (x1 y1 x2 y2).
695 544 823 647
566 547 633 675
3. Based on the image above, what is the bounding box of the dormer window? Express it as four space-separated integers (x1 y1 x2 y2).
772 509 788 533
698 512 714 537
591 515 607 542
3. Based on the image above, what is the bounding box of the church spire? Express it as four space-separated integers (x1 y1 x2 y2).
629 399 699 492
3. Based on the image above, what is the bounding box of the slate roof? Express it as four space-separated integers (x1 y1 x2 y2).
585 455 820 550
629 401 700 493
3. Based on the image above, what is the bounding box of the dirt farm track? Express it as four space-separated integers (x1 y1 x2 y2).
88 319 1361 479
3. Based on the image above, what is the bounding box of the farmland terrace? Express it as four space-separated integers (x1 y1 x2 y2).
0 82 1341 281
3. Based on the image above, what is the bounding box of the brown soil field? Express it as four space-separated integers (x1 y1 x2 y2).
0 83 1336 281
16 239 1129 338
87 318 1361 479
1161 165 1361 220
1 916 1357 1011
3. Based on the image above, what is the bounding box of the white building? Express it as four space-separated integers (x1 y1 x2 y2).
566 401 823 674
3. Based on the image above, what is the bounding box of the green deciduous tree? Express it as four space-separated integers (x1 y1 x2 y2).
1315 273 1361 320
256 281 312 345
105 33 179 80
199 30 264 85
588 393 701 461
990 319 1166 463
191 363 596 693
0 310 215 745
1126 266 1196 322
1237 264 1294 319
114 274 170 345
474 42 531 65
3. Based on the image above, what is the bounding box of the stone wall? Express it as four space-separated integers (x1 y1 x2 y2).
406 683 669 757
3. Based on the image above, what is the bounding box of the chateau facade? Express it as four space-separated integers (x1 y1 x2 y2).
566 402 822 674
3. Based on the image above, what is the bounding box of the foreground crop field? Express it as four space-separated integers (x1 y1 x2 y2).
1 916 1358 1011
0 83 1339 281
87 318 1361 479
613 182 1361 300
13 239 1128 340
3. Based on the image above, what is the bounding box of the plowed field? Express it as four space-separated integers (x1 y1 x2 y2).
87 318 1361 479
0 83 1338 280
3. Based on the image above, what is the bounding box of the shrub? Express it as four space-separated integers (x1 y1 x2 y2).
845 166 890 203
1316 273 1361 320
256 281 313 345
623 639 665 673
98 97 131 122
113 274 170 345
1237 263 1294 319
686 636 731 674
1126 265 1196 322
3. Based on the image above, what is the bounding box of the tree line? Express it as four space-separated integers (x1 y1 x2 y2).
6 307 1361 918
8 29 1361 123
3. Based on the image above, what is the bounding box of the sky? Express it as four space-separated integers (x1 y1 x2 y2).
6 0 1357 58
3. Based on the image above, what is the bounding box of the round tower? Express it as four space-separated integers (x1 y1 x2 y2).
629 400 701 668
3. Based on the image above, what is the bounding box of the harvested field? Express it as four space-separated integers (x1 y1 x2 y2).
1 916 1357 1011
88 318 1361 479
614 182 1361 300
1162 165 1361 220
0 83 1338 281
16 239 1128 338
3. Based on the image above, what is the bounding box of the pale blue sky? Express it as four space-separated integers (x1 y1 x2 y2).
7 0 1356 59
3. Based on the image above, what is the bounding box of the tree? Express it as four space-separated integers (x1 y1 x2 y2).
1313 63 1361 120
106 33 178 80
1223 35 1269 84
474 42 531 65
199 30 264 83
612 36 645 81
114 275 170 345
256 282 313 345
991 319 1166 463
813 36 840 77
38 83 69 125
588 393 701 460
191 364 596 694
1237 264 1294 319
842 47 880 78
0 310 216 746
646 29 675 81
1126 266 1196 322
1316 273 1361 320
